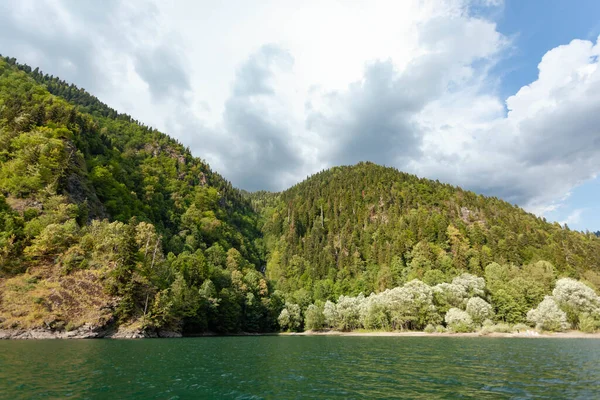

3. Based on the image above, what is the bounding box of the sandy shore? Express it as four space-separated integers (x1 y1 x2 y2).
286 330 600 339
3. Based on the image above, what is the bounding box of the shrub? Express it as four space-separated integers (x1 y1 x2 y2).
304 304 325 331
527 296 569 332
445 308 473 332
513 323 530 333
452 274 485 298
323 300 339 328
552 278 600 326
278 303 302 331
578 313 600 333
424 324 435 333
466 297 494 324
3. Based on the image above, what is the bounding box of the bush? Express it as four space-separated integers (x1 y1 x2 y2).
578 313 600 333
492 323 512 333
304 304 325 331
527 296 569 332
323 300 339 328
278 303 302 331
479 323 512 335
466 297 494 324
451 322 474 333
513 323 530 333
552 278 600 326
424 324 435 333
445 308 473 332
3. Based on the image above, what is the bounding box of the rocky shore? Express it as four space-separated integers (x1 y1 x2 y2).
0 325 182 339
3 327 599 339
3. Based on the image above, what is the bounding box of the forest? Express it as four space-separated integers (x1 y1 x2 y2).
0 56 275 335
1 55 599 336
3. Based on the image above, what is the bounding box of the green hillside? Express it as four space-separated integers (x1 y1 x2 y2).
1 55 599 336
257 163 600 303
0 56 276 335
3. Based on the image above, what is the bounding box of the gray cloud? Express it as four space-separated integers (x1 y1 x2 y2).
306 60 423 168
411 36 600 212
0 1 106 93
0 0 190 105
233 44 294 97
3 0 599 220
219 45 303 191
306 15 504 170
134 43 191 101
169 44 304 191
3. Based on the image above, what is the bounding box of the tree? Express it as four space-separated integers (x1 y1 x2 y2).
336 294 363 331
304 304 325 331
278 303 302 331
466 297 494 324
452 273 485 298
445 308 473 332
527 296 569 332
552 278 600 326
433 283 467 313
323 300 339 328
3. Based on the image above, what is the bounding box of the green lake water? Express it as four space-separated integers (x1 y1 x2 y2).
1 336 599 399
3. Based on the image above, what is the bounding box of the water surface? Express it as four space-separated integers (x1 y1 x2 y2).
1 336 599 399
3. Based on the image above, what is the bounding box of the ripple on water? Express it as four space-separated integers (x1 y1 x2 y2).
1 337 600 399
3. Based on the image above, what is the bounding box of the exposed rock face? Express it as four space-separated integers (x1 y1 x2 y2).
0 325 182 339
108 327 157 339
0 323 109 339
158 330 183 338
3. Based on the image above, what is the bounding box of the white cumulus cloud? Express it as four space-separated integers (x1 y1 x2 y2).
1 0 599 219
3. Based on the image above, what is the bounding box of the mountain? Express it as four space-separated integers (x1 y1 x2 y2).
1 56 599 336
0 56 276 335
256 162 600 305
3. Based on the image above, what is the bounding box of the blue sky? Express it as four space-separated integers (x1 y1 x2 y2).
1 0 599 232
495 1 600 98
495 1 600 232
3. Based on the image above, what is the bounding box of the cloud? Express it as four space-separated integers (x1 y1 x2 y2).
218 45 304 190
167 44 305 191
560 209 584 227
232 44 294 97
306 11 506 169
133 43 191 101
0 0 190 107
2 0 600 220
412 35 600 212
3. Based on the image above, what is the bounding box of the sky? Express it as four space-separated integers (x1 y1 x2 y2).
1 0 599 232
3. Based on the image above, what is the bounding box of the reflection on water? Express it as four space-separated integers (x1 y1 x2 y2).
1 337 599 399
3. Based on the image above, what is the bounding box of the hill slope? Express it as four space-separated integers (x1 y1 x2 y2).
1 55 599 336
0 56 275 335
257 162 600 304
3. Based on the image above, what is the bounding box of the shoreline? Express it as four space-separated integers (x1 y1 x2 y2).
287 329 600 339
2 328 600 339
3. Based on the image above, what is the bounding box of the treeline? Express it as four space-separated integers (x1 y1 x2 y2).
3 55 128 121
278 261 600 333
257 163 600 307
1 55 600 336
0 56 272 333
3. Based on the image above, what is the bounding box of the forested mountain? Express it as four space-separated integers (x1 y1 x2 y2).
256 163 600 305
0 56 276 335
1 55 599 336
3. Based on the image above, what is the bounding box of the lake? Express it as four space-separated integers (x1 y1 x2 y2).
1 336 599 399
